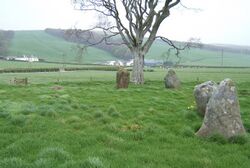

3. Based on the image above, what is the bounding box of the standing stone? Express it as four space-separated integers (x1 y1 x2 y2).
196 79 245 138
164 69 180 88
116 68 130 89
194 81 217 116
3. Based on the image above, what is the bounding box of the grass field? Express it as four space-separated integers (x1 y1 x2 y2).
5 30 250 67
146 41 250 67
1 68 250 84
0 60 92 70
8 31 117 64
0 68 250 167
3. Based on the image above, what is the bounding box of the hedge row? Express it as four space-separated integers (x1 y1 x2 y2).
0 66 119 73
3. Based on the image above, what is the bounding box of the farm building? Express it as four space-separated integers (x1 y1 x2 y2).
6 55 39 62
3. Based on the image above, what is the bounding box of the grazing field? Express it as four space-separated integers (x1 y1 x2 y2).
8 31 117 63
0 68 250 168
0 60 91 69
147 41 250 67
5 30 250 67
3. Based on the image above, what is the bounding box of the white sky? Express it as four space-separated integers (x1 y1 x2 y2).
0 0 249 46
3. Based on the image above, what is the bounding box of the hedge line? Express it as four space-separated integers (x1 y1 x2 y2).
0 66 119 73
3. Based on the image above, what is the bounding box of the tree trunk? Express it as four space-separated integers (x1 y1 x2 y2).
131 50 144 84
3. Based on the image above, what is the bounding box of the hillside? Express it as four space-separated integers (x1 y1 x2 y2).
146 40 250 67
3 29 250 67
46 28 250 67
0 30 14 56
7 30 117 64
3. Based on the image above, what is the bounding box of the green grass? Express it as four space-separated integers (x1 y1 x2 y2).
5 30 250 67
0 68 249 167
8 30 117 64
1 68 250 84
147 41 250 67
0 60 92 69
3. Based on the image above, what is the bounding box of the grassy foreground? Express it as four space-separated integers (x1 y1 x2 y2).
0 69 250 168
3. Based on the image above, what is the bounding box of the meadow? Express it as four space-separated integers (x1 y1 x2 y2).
5 30 250 67
8 31 117 64
147 41 250 67
0 68 250 168
0 60 89 69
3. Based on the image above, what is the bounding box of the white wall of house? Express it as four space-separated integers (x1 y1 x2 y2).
14 55 39 62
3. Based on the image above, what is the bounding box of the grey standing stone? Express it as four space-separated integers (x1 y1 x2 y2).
164 69 180 88
196 79 245 138
194 81 217 116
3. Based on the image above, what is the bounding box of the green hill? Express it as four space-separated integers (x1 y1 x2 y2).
5 30 250 67
8 30 117 64
146 40 250 67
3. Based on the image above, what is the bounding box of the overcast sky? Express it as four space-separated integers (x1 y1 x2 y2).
0 0 249 46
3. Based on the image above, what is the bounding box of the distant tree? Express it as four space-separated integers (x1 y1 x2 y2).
71 0 199 84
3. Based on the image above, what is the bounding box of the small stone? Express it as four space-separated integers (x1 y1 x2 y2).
164 69 180 89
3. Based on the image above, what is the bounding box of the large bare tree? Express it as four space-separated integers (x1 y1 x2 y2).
72 0 194 84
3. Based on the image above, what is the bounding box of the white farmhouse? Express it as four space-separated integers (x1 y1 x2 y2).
106 60 124 66
125 59 133 66
14 55 39 62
